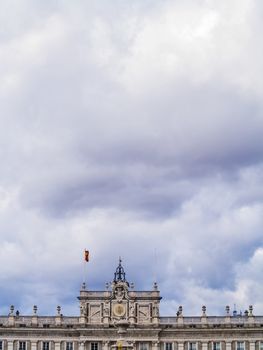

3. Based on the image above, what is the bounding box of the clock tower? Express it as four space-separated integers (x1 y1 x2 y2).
78 258 161 326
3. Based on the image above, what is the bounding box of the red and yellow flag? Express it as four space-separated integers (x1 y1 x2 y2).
84 249 89 262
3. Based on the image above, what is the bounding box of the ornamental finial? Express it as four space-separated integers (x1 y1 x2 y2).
113 257 128 284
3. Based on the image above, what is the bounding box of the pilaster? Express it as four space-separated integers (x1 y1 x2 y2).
79 342 85 350
249 342 255 350
7 341 14 350
226 342 232 350
178 342 184 350
152 342 160 350
31 341 38 350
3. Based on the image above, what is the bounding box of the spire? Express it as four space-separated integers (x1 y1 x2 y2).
114 257 127 283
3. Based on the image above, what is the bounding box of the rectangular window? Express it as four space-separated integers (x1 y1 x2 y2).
236 343 245 350
213 343 221 350
165 344 173 350
19 342 26 350
259 343 263 350
139 344 148 350
188 343 197 350
66 343 73 350
43 342 49 350
91 343 98 350
0 341 2 350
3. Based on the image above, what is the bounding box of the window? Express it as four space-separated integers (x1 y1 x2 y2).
66 343 73 350
165 344 173 350
43 342 49 350
19 342 26 350
91 343 99 350
236 342 245 350
188 343 197 350
259 343 263 350
139 344 148 350
213 343 221 350
0 341 2 350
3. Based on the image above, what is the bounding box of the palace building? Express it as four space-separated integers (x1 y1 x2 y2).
0 260 263 350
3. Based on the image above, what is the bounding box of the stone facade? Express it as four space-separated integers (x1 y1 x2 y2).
1 260 263 350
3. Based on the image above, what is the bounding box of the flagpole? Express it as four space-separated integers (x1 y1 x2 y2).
82 249 89 289
83 256 86 288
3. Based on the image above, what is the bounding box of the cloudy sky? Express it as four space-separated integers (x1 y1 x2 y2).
0 0 263 317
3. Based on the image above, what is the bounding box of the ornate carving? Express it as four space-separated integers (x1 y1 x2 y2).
153 303 159 317
130 303 135 317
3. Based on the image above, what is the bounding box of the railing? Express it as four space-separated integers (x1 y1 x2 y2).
38 317 57 325
160 316 263 325
63 317 80 324
0 315 263 328
0 316 80 327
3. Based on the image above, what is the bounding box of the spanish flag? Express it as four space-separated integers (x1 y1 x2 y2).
84 249 89 262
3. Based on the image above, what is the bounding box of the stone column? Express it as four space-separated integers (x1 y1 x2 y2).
31 341 38 350
54 342 61 350
226 342 232 350
249 342 255 350
152 342 160 350
79 342 85 350
102 342 109 350
8 341 14 350
178 342 184 350
202 343 208 350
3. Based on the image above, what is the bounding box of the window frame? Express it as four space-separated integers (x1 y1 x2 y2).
188 343 197 350
139 343 149 350
42 342 50 350
212 343 221 350
236 342 245 350
91 343 99 350
164 343 173 350
18 342 26 350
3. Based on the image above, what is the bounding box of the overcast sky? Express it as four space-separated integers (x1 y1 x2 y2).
0 0 263 317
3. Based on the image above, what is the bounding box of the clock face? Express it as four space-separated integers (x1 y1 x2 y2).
113 303 126 317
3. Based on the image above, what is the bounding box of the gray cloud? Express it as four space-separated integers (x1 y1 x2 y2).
0 0 263 317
